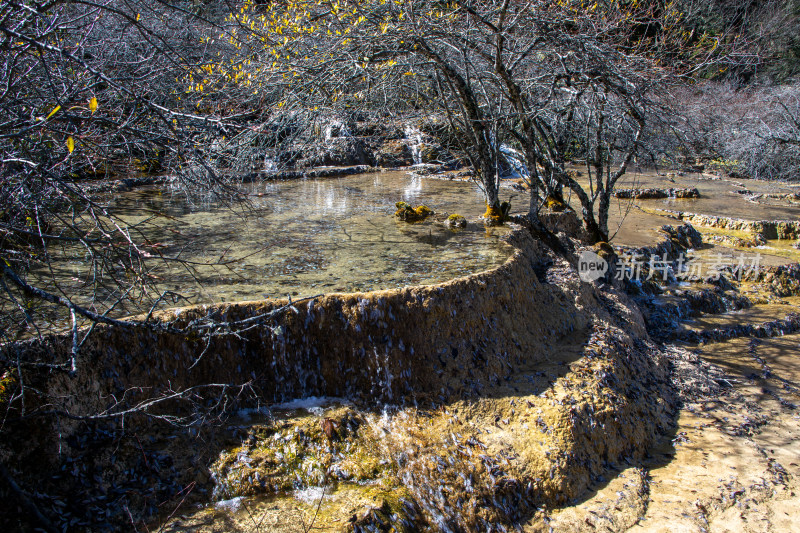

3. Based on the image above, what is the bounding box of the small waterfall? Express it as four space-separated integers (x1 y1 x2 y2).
404 125 424 166
264 156 278 172
372 347 394 401
324 120 351 141
499 144 530 180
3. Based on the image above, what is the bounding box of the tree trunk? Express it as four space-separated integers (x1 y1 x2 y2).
597 192 611 242
583 216 608 244
512 212 566 256
481 164 504 222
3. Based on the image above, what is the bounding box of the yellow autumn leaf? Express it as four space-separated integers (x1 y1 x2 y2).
46 105 61 120
66 136 75 153
89 97 98 114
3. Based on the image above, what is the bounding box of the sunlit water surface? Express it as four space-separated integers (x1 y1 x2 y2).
561 168 800 265
103 171 514 306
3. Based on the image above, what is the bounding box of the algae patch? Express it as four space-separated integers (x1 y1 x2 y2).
210 406 389 499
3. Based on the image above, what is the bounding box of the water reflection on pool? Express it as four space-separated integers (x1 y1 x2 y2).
113 171 514 304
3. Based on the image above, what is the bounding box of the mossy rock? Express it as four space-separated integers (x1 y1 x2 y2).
446 213 467 229
395 202 433 222
210 407 390 499
348 491 419 533
593 241 616 260
768 272 800 297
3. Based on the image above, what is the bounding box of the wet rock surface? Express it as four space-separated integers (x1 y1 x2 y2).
639 285 753 341
537 333 800 533
654 209 800 241
741 263 800 297
706 233 768 248
162 315 675 532
614 187 700 199
525 225 800 532
738 191 800 204
286 118 459 171
163 239 800 533
675 312 800 343
3 228 679 532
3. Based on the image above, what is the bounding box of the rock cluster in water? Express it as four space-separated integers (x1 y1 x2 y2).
655 209 800 240
614 187 700 199
394 202 433 222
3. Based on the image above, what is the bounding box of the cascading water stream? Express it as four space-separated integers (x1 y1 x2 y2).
324 120 351 141
404 124 425 166
498 144 531 180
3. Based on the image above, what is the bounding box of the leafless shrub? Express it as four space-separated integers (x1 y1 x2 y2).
669 81 800 180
